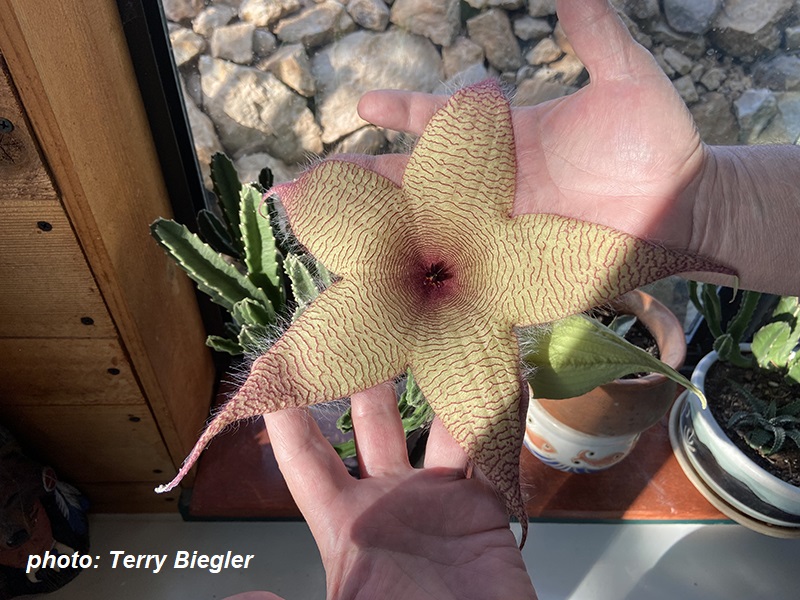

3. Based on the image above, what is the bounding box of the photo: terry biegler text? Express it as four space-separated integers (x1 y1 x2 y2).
26 550 255 575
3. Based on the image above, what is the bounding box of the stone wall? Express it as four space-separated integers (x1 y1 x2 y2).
163 0 800 186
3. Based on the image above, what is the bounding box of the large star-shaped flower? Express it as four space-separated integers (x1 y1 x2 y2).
158 80 730 545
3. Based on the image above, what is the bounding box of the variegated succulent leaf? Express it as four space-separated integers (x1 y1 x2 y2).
157 80 734 547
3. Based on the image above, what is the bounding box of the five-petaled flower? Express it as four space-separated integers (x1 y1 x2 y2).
157 80 731 546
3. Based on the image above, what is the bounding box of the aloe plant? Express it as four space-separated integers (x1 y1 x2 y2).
155 81 731 546
727 380 800 456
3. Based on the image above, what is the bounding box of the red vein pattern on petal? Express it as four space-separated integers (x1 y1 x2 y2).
160 80 736 549
412 324 528 546
157 278 410 494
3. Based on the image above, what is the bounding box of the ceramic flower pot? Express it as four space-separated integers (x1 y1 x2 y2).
672 345 800 537
524 289 686 472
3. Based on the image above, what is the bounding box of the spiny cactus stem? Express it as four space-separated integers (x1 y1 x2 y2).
728 347 756 369
727 290 761 342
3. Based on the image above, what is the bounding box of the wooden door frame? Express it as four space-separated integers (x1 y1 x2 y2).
0 0 215 465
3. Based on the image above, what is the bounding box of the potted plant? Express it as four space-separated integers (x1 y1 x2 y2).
672 284 800 537
522 289 688 472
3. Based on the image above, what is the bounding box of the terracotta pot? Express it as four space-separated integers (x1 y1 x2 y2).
537 289 687 437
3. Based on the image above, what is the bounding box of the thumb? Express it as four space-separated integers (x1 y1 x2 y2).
556 0 658 82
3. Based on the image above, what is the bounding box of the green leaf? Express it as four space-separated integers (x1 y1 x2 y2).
773 296 800 320
240 185 284 308
211 153 243 253
521 314 705 404
728 411 758 430
688 280 702 313
315 259 334 288
785 429 800 449
197 209 239 258
700 283 724 338
397 371 433 431
402 371 426 409
766 398 778 420
746 428 774 452
727 290 761 342
336 406 353 434
332 439 355 459
150 218 271 312
607 314 637 337
263 193 289 256
713 334 754 369
773 415 800 427
238 323 270 353
206 335 244 356
713 334 735 359
765 426 785 455
401 401 433 432
778 398 800 417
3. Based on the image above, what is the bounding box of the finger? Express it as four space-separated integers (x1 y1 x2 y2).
326 152 409 187
423 416 469 473
556 0 657 82
357 90 448 136
263 408 351 512
351 382 411 477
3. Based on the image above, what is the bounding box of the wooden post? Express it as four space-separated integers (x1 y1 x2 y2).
0 0 215 508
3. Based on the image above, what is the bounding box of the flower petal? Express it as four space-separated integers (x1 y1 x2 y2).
156 277 409 493
503 213 736 325
410 322 528 546
403 80 517 230
273 160 408 277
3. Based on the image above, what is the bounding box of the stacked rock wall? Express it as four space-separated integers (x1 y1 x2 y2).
162 0 800 186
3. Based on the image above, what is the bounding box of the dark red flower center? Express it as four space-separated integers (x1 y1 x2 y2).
422 261 453 288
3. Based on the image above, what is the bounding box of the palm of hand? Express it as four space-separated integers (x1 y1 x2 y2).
357 2 704 249
512 68 704 246
359 67 702 250
316 468 535 600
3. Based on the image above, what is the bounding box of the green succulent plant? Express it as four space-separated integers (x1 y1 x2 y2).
727 380 800 456
151 154 285 356
689 284 800 384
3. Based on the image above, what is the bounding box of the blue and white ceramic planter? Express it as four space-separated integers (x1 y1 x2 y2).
524 395 640 474
682 345 800 531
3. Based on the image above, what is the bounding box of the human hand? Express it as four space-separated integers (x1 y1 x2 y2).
357 0 705 252
254 384 536 600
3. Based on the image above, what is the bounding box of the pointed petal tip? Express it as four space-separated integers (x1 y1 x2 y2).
154 385 266 496
518 518 528 549
154 442 204 495
265 181 295 202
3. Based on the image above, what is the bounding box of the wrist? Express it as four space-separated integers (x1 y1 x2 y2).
684 144 800 295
